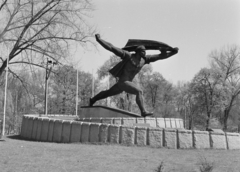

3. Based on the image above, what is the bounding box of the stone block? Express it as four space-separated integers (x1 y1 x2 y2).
121 126 135 145
62 121 72 143
145 118 156 127
31 118 38 140
83 118 91 122
113 118 122 125
109 125 120 144
52 120 63 142
40 118 50 141
102 118 113 124
77 118 84 122
133 123 150 127
179 119 184 128
36 118 43 141
89 123 100 142
193 130 210 149
47 119 55 142
70 121 82 142
178 129 193 149
20 116 25 137
211 129 224 133
81 122 90 142
99 124 109 143
164 129 177 149
122 118 136 126
175 119 181 128
26 117 34 139
90 118 102 124
170 119 176 128
20 116 27 138
136 118 145 124
226 132 240 150
148 128 163 147
135 127 147 146
210 131 227 149
165 118 171 128
156 118 165 128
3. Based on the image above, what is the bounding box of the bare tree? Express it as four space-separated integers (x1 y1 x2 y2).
175 81 201 130
190 68 222 130
209 45 240 131
0 0 95 77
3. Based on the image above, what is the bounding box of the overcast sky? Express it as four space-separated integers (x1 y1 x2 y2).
74 0 240 84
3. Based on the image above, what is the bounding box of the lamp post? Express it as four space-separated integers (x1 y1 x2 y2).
43 59 57 117
107 74 110 106
76 69 79 116
184 106 187 129
2 48 9 137
91 69 95 97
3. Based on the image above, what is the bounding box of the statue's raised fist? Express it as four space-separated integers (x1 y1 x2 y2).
95 34 100 40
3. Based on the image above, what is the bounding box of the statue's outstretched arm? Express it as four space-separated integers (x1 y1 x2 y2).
146 47 179 63
95 34 125 58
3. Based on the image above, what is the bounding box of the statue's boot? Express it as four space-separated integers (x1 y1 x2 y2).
141 111 154 117
89 90 109 106
136 95 153 117
89 98 95 106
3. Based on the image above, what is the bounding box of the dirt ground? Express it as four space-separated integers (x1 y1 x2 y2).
0 135 240 172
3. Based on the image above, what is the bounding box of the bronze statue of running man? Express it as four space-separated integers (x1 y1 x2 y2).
89 34 179 117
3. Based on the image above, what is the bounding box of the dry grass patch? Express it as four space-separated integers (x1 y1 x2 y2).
0 135 240 172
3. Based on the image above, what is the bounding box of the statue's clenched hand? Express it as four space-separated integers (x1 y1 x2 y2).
159 47 179 53
173 47 179 53
95 34 101 41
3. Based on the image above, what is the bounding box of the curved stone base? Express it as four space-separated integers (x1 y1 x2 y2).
20 115 240 150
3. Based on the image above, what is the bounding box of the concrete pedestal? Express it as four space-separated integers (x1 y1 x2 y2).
80 106 141 118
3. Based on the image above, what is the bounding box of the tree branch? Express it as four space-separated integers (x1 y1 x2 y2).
0 0 7 11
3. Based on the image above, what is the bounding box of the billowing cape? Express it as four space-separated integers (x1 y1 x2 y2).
109 58 129 78
122 39 173 52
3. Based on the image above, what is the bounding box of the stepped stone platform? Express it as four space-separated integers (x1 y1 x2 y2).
80 106 141 118
76 117 184 128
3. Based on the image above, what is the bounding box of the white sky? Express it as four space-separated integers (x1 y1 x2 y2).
74 0 240 84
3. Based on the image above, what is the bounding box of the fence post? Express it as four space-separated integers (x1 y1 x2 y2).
0 120 2 139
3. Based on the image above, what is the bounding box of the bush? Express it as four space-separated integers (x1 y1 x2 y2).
155 161 165 172
198 156 214 172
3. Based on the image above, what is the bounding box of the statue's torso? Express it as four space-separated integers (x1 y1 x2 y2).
119 54 146 82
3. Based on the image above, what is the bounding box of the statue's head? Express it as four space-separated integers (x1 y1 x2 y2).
135 45 146 57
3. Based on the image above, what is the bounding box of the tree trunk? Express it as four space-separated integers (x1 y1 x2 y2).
223 109 229 131
188 113 192 130
206 113 211 130
0 60 7 77
62 90 66 114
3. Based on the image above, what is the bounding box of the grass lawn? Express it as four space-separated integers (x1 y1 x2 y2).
0 135 240 172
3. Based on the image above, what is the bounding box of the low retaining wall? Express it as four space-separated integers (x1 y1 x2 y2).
77 117 184 128
20 115 240 150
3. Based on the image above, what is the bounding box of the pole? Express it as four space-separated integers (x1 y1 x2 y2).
2 48 9 136
107 74 110 106
184 107 187 129
91 69 94 97
43 60 56 116
76 69 79 116
44 60 49 116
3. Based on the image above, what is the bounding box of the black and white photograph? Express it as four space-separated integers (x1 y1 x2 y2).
0 0 240 171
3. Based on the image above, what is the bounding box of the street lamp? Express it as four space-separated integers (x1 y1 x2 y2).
43 59 57 117
76 69 79 116
2 48 9 137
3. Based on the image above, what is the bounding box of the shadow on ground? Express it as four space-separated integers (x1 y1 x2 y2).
6 135 23 140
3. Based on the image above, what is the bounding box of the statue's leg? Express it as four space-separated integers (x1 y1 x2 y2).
89 83 123 106
120 81 153 117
